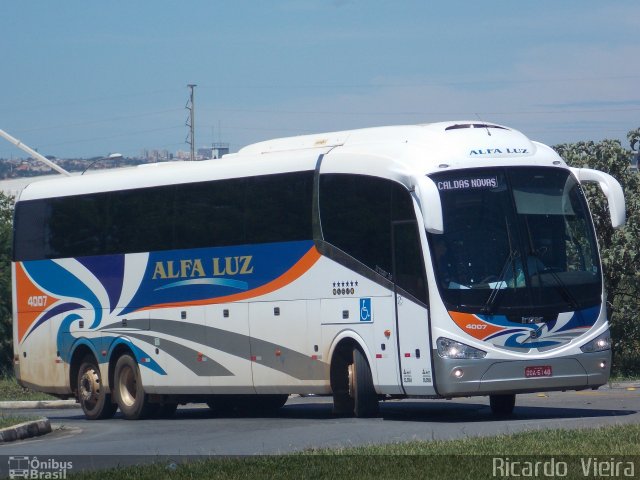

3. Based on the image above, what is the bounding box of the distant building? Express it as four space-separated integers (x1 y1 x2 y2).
141 149 172 162
212 143 230 159
196 143 230 160
197 147 212 160
175 150 190 161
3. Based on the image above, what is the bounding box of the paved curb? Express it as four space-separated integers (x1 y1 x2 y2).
0 399 78 409
0 417 51 443
608 381 640 390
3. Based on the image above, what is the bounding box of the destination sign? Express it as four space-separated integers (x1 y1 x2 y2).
436 176 499 191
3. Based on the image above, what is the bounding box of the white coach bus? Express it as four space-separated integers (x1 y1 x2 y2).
12 122 625 420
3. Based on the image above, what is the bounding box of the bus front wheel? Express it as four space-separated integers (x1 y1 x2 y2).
113 354 155 420
349 348 379 418
77 356 117 420
489 393 516 415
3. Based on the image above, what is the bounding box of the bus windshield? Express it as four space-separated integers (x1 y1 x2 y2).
427 167 601 318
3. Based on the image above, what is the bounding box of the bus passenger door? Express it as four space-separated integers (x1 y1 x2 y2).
370 295 402 394
392 220 435 395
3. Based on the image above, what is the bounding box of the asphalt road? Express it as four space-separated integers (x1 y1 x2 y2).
1 384 639 472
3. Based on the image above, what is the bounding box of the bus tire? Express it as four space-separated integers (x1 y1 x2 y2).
490 393 516 415
113 354 155 420
77 356 117 420
350 348 379 418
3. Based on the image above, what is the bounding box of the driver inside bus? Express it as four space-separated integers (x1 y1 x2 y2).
431 237 454 288
503 254 546 289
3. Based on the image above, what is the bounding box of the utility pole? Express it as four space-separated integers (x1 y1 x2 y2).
186 84 197 161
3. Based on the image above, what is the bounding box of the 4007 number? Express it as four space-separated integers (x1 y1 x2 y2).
26 295 48 307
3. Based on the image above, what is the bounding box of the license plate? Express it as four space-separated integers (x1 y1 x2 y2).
525 365 552 378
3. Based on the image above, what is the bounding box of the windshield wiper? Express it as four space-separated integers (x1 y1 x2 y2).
482 249 519 315
530 251 579 310
482 216 518 315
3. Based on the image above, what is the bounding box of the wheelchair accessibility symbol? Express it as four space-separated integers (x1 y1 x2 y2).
360 298 372 322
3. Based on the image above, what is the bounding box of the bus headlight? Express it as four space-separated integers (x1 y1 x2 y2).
580 331 612 353
437 337 487 359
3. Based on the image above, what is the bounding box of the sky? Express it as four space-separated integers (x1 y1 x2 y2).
1 0 639 159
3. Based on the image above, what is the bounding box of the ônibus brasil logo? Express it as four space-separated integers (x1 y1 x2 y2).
8 456 72 479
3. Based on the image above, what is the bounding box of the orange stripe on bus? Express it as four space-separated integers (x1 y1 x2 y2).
448 311 505 340
15 262 60 343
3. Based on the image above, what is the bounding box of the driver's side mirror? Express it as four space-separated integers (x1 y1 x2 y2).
570 168 626 229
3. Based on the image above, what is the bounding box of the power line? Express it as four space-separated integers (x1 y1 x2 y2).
16 125 185 149
196 74 640 90
0 88 182 114
3 74 638 116
9 104 637 142
203 106 640 117
12 108 185 135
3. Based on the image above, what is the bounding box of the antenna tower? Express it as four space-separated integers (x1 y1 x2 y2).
185 84 197 161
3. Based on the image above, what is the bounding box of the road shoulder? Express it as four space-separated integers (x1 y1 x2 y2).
0 418 51 443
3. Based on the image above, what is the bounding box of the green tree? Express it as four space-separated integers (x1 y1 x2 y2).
555 132 640 375
627 128 640 153
0 192 13 374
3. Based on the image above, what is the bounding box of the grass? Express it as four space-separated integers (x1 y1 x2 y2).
0 413 34 429
63 424 640 479
0 375 56 401
610 372 640 382
0 371 637 477
308 423 640 455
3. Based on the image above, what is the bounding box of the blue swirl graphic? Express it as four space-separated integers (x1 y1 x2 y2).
24 302 83 343
24 260 103 328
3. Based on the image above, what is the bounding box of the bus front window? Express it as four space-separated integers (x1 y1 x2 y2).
427 167 601 317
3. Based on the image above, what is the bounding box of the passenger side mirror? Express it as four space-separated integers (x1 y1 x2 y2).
416 176 444 234
570 168 626 229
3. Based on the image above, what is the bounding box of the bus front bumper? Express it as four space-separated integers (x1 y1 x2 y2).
432 350 611 397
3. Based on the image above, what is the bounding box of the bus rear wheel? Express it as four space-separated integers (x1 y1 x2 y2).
77 356 117 420
113 354 155 420
348 348 379 418
490 394 516 415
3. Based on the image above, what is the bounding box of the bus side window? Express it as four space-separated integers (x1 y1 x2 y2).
320 174 427 303
320 174 393 276
174 178 245 249
393 220 428 304
13 200 47 261
245 172 313 244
